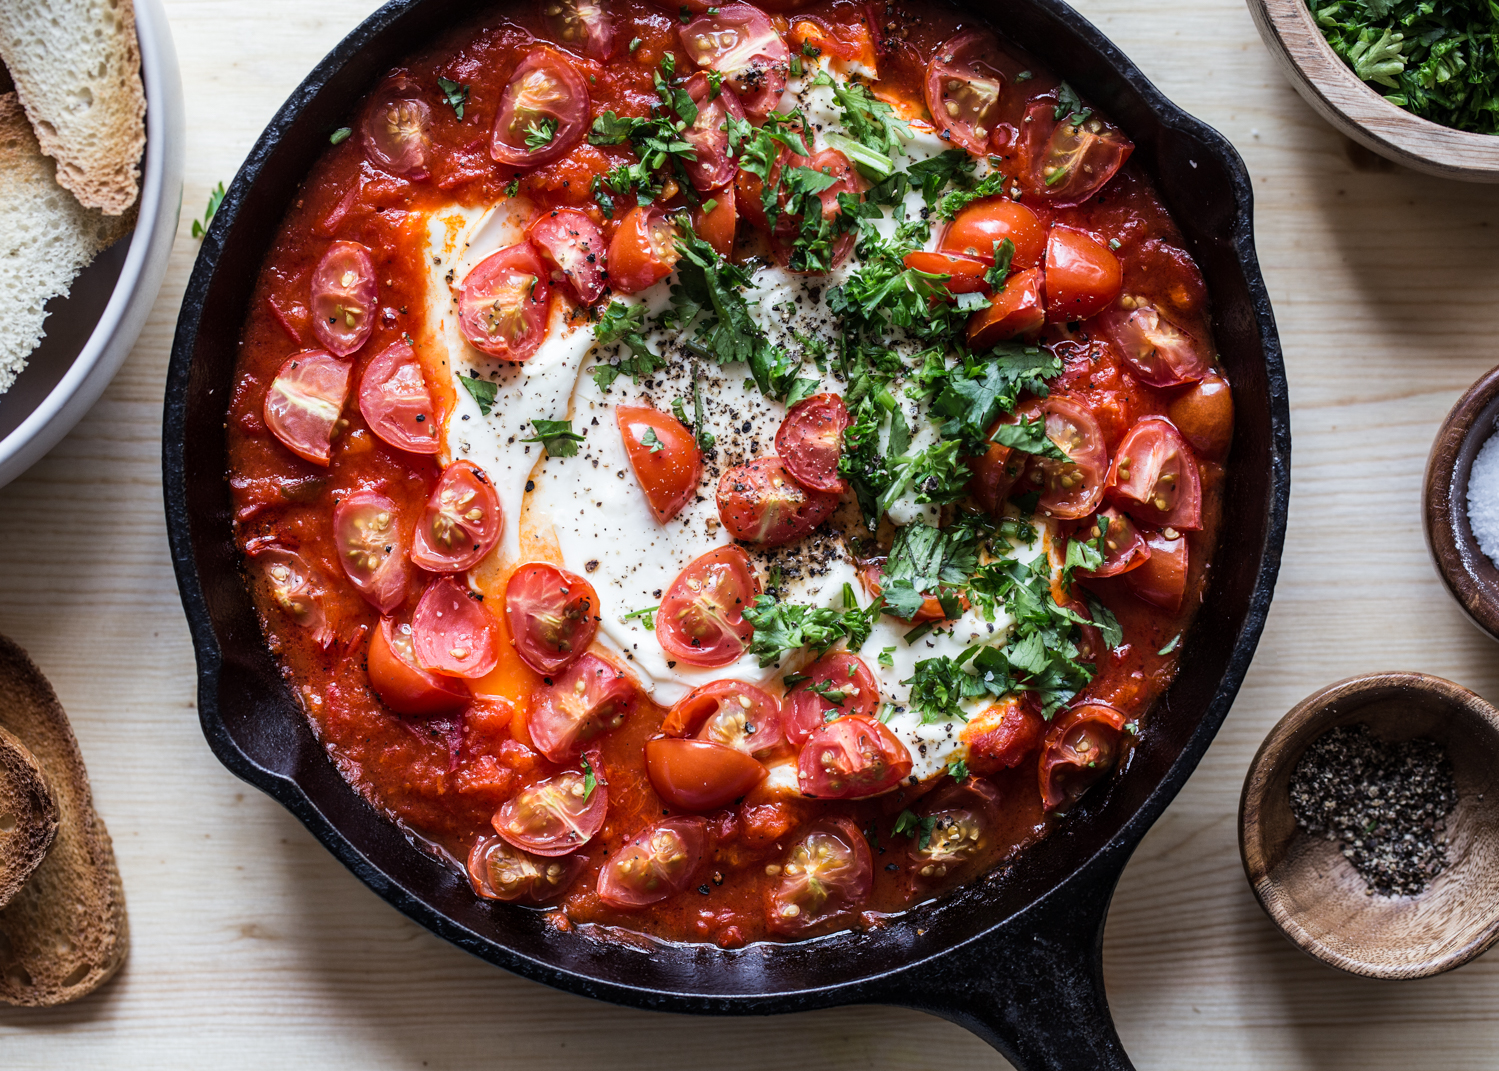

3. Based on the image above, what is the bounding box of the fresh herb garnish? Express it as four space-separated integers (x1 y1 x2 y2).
593 302 669 389
947 757 970 780
985 238 1015 291
581 756 598 799
640 426 664 453
191 181 226 239
743 584 881 667
934 170 1009 221
1053 81 1092 124
521 418 586 457
525 117 559 152
990 415 1070 461
879 519 981 621
437 76 470 120
1158 633 1182 656
894 809 937 849
460 373 497 416
622 605 659 631
329 127 352 145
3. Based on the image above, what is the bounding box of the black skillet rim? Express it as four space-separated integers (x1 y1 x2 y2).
164 0 1290 1017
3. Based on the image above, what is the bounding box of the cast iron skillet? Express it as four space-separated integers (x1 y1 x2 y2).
163 0 1289 1065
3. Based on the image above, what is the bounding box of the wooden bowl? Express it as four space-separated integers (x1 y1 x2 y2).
1248 0 1499 181
1240 673 1499 979
1424 364 1499 642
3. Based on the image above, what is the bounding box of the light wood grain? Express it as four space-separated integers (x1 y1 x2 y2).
1249 0 1499 181
7 0 1499 1066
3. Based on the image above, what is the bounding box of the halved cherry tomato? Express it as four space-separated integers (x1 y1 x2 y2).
358 338 441 455
311 241 377 357
1108 417 1203 531
617 405 702 523
960 695 1044 773
923 30 1006 155
493 764 608 856
504 562 601 675
249 544 331 645
1167 372 1233 461
767 148 861 273
966 267 1045 347
527 653 635 762
903 250 990 296
545 0 614 60
1044 227 1121 323
457 242 551 361
939 200 1047 271
657 545 759 668
263 350 352 466
411 575 500 678
906 778 1001 887
645 738 767 811
857 559 958 624
410 460 504 572
490 49 591 167
597 816 708 908
782 651 881 745
368 616 469 716
1039 701 1126 812
1097 303 1209 388
797 714 911 798
1024 396 1109 519
361 87 431 174
716 456 841 547
1124 529 1188 612
766 816 872 935
1065 597 1108 668
681 73 747 192
608 206 680 294
1020 100 1133 207
966 429 1024 513
775 393 849 493
664 680 784 755
526 208 608 306
694 183 738 257
1075 506 1150 579
679 5 790 120
467 835 587 902
333 490 411 613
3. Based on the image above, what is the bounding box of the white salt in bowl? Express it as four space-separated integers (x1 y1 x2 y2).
1424 364 1499 642
0 0 184 491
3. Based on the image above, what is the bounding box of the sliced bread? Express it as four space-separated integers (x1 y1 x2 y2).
0 635 127 1006
0 92 133 396
0 0 145 215
0 725 57 911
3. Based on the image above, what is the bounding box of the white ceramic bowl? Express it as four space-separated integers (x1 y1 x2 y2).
0 0 184 490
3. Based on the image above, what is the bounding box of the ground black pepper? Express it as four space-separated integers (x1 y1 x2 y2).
1288 724 1458 897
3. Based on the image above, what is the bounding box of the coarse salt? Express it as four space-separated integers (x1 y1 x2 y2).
1468 430 1499 568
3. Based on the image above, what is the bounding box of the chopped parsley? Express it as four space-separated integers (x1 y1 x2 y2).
459 373 497 416
1158 633 1182 656
985 238 1015 291
640 426 664 453
879 519 982 620
525 117 559 152
894 809 937 849
934 170 1010 221
813 72 913 181
329 127 352 145
521 418 585 457
990 415 1069 461
622 605 659 631
581 756 598 799
1311 0 1499 134
926 345 1063 454
592 302 668 389
191 181 226 240
743 584 880 667
947 757 970 780
436 76 470 120
1053 81 1092 124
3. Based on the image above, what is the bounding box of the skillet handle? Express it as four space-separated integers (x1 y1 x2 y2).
878 865 1134 1071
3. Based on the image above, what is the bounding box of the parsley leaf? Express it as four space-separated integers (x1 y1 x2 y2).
593 301 668 389
905 652 987 723
880 520 981 620
813 72 912 181
905 149 977 204
1053 81 1093 124
622 605 659 631
990 415 1070 461
329 127 352 145
640 426 664 453
581 756 598 799
934 171 1009 221
985 238 1015 291
191 181 226 240
894 809 937 849
460 373 497 416
525 117 559 152
927 345 1063 454
436 76 470 120
521 418 586 457
947 757 970 780
743 584 880 667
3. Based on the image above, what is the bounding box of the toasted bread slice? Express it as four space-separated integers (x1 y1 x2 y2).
0 635 127 1006
0 92 133 396
0 0 145 215
0 725 56 910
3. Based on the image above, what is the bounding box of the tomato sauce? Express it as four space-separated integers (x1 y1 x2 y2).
225 0 1230 946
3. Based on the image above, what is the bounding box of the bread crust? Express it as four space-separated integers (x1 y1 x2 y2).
0 636 127 1006
0 725 57 911
0 0 146 214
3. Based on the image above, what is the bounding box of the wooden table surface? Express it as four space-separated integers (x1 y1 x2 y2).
4 0 1499 1066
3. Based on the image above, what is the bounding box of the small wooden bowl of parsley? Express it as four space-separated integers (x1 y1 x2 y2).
1250 0 1499 180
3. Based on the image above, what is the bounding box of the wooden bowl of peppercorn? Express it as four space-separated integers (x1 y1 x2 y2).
1240 672 1499 979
